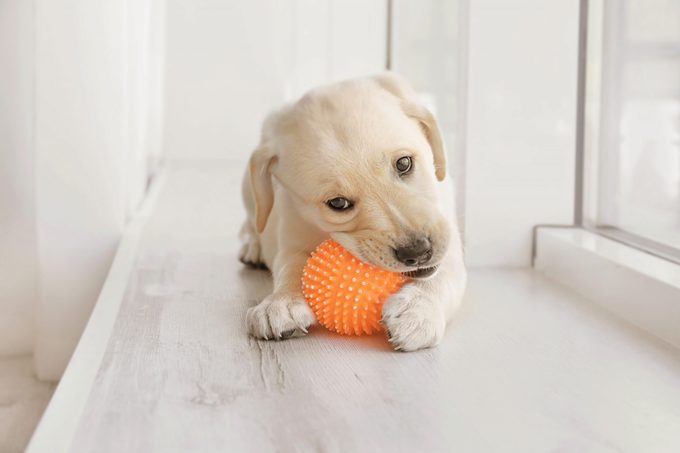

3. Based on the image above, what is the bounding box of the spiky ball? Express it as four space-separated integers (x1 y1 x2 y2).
301 239 406 336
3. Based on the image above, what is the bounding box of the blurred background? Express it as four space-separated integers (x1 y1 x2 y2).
0 0 679 451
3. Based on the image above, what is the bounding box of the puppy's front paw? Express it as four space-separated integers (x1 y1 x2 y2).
382 285 445 352
246 292 316 340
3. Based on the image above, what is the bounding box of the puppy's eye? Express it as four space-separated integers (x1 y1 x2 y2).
395 156 413 175
326 197 353 212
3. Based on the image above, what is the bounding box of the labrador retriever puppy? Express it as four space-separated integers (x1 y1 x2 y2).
240 73 466 351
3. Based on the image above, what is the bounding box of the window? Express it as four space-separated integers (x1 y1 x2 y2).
582 0 680 260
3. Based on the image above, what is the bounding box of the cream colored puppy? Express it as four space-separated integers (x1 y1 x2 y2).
240 73 466 351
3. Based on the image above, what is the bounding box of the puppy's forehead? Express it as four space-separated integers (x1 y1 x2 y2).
290 83 425 158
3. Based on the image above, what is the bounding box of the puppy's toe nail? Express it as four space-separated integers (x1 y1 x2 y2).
280 329 296 339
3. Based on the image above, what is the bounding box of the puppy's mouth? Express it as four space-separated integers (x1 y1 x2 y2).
401 265 439 279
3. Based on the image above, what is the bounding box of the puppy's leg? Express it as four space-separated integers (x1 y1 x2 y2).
239 168 267 268
382 251 466 352
238 221 266 269
246 251 316 340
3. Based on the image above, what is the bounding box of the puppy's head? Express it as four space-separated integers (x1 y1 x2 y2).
250 73 450 279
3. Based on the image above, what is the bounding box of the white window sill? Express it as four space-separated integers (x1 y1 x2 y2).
534 227 680 348
28 163 680 452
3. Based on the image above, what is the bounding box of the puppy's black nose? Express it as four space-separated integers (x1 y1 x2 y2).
394 237 433 267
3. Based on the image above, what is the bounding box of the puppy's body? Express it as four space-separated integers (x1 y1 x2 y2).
241 74 466 351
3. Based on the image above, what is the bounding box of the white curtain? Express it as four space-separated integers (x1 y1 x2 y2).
0 0 37 357
0 0 164 381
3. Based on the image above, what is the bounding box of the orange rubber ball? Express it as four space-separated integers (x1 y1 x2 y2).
302 239 407 336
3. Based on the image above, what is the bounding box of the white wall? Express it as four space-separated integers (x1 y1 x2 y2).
145 0 167 177
289 0 387 98
163 0 286 160
0 0 37 356
163 0 386 160
464 0 579 266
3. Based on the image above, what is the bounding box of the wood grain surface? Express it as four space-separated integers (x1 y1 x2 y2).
64 162 680 452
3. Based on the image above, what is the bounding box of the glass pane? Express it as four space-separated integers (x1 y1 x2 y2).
596 0 680 249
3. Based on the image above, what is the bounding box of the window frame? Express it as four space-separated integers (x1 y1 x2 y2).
576 0 680 265
534 0 680 349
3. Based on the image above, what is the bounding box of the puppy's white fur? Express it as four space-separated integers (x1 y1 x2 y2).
240 73 466 351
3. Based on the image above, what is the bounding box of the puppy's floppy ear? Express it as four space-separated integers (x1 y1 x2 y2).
248 145 276 233
400 100 446 181
373 73 447 181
